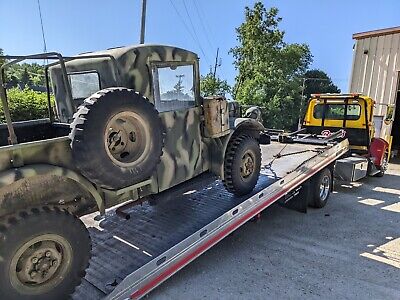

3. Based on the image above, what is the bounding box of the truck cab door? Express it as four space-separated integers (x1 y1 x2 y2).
152 62 204 192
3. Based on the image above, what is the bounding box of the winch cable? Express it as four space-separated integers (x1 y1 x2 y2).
262 144 324 177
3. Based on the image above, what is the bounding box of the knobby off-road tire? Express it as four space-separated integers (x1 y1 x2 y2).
0 206 91 300
223 134 261 196
311 168 332 208
70 88 165 189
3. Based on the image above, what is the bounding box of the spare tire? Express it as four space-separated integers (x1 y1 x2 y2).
70 88 165 189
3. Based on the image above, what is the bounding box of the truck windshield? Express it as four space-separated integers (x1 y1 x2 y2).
68 71 100 101
313 103 361 120
153 64 195 112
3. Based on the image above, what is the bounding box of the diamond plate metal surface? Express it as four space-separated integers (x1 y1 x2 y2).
73 143 323 299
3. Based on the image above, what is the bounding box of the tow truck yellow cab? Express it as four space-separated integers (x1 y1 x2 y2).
303 93 389 172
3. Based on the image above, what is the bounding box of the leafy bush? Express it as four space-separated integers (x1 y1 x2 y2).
0 88 53 123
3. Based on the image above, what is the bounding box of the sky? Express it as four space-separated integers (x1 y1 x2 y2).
0 0 399 92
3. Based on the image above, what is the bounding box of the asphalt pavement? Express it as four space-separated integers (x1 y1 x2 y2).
148 161 400 299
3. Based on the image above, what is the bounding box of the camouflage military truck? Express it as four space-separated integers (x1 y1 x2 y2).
0 45 266 299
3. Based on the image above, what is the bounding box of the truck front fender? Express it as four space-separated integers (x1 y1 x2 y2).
369 138 389 166
232 118 265 136
210 118 265 179
0 164 104 215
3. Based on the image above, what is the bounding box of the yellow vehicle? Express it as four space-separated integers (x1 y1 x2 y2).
303 93 390 176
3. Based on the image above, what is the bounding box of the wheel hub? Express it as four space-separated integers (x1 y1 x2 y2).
319 175 330 201
240 152 255 178
24 247 61 284
108 129 129 154
10 234 72 294
104 112 151 167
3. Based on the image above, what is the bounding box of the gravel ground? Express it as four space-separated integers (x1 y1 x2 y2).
148 161 400 300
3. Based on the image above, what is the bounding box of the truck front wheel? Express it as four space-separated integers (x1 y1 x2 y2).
223 134 261 196
0 207 91 300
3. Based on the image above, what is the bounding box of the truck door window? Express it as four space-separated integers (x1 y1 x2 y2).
68 71 100 105
346 104 361 120
153 64 195 112
313 104 361 120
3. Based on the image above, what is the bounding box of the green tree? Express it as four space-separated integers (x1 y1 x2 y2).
4 63 45 89
231 3 312 129
20 68 32 88
295 69 341 126
200 72 231 97
0 48 5 68
303 69 341 100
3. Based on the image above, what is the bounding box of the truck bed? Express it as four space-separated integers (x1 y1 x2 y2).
73 141 347 299
0 119 69 146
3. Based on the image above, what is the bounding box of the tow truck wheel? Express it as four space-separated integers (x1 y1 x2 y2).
0 207 91 300
223 134 261 196
311 168 332 208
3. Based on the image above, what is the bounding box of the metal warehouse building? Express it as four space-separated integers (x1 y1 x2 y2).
349 26 400 156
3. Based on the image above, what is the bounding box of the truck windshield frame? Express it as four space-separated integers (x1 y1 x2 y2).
151 61 197 112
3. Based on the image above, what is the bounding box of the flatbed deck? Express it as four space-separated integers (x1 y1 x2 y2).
73 140 348 300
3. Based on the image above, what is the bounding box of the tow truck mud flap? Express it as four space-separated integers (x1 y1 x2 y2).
278 180 311 213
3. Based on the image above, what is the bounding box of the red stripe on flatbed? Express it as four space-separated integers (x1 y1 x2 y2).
130 156 336 299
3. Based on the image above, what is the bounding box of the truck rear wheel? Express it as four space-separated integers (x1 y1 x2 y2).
70 88 165 189
223 134 261 196
311 168 332 208
0 207 91 300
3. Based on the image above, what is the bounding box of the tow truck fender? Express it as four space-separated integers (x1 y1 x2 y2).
369 138 389 166
0 164 104 215
210 118 265 179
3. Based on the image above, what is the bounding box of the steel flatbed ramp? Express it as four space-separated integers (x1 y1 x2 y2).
73 141 348 300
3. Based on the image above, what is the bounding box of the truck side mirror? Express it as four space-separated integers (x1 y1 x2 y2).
384 105 395 125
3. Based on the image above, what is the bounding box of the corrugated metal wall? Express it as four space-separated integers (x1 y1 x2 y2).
349 31 400 140
350 32 400 114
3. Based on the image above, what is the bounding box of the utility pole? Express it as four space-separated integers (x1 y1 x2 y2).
213 48 219 78
140 0 147 44
175 74 185 93
297 77 331 129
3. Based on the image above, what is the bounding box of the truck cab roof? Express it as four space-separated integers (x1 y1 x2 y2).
310 93 373 102
49 44 199 122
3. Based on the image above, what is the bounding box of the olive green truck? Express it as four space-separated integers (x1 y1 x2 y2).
0 45 268 299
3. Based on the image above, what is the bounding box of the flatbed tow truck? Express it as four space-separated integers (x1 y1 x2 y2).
73 137 349 300
0 47 349 299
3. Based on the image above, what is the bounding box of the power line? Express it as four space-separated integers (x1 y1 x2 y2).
181 0 211 62
190 1 227 79
37 0 47 53
168 0 211 66
191 0 214 50
192 1 215 43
